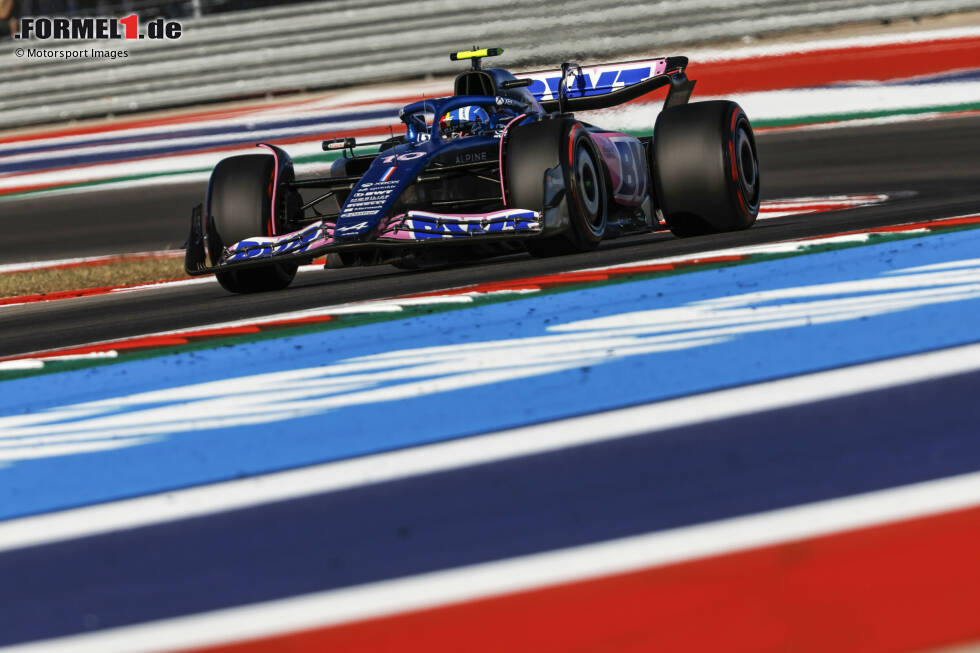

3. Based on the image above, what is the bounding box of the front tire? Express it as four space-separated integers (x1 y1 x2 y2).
206 154 298 293
652 101 760 238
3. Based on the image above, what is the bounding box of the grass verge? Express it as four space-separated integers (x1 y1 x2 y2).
0 256 187 298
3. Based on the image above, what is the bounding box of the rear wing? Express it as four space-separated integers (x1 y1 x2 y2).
522 56 695 113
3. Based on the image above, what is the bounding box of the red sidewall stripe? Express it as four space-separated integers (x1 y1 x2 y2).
190 503 980 653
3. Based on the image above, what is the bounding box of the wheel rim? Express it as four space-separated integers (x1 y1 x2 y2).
734 122 760 211
575 144 605 236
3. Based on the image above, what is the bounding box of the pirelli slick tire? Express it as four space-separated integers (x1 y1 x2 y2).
206 154 298 293
652 100 760 238
505 119 608 257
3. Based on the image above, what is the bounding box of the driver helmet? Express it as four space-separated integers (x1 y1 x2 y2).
440 106 491 139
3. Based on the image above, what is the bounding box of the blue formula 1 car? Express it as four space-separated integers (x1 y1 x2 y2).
185 47 760 293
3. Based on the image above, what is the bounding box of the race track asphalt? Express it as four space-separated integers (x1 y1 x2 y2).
1 114 979 358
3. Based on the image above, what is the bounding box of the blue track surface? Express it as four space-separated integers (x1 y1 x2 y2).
3 360 979 644
2 229 980 521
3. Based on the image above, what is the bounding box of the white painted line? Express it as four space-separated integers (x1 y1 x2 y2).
680 24 980 62
758 194 888 209
0 250 183 274
0 352 119 372
5 467 980 653
585 235 872 272
107 277 215 293
40 352 120 362
0 360 44 371
2 340 980 554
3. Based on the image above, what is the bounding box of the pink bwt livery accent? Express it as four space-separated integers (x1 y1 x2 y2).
499 113 527 205
379 209 542 241
225 220 334 262
257 143 280 236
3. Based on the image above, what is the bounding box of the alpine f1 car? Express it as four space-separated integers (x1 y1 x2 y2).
185 47 760 293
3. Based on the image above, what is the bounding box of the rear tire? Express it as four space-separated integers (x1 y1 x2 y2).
504 120 608 257
652 101 760 238
206 154 298 293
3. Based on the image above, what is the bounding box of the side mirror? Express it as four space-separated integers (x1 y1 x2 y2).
322 137 356 151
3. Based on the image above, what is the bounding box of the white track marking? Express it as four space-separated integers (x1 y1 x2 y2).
679 24 980 62
2 340 980 552
0 250 182 274
106 277 217 293
5 260 980 459
895 257 980 274
4 468 980 653
584 213 980 273
0 360 43 371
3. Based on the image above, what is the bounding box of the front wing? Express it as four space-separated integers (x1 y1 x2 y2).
184 206 542 276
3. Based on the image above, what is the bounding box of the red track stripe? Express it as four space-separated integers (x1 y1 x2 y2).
1 326 263 361
190 503 980 653
0 105 271 146
621 36 980 106
690 37 980 96
808 214 980 240
0 94 422 148
404 255 747 298
0 318 338 362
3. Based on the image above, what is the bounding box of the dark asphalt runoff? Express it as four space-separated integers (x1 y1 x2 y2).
1 114 978 358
